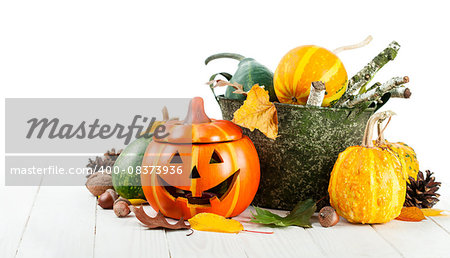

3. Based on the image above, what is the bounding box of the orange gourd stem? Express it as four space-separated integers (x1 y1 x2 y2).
362 111 396 148
376 116 392 144
204 53 246 65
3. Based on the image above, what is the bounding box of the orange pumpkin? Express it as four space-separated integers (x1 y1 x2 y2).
274 45 348 106
141 97 260 219
328 111 407 224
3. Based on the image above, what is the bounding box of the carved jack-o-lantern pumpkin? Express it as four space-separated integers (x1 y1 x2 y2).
141 97 260 219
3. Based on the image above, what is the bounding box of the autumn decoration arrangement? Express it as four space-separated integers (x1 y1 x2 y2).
83 36 446 236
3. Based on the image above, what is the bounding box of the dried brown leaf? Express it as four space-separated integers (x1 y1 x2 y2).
132 206 190 230
206 80 247 95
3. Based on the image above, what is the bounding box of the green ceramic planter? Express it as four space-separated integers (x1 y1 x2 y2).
218 96 374 210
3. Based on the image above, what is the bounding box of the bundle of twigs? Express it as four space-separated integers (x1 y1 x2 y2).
332 40 411 109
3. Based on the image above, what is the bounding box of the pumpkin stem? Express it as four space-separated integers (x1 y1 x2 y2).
333 35 373 54
183 97 212 124
362 111 396 147
205 53 246 65
162 106 169 121
160 106 179 121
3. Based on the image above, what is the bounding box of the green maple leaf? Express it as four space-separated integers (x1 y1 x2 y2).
250 199 316 228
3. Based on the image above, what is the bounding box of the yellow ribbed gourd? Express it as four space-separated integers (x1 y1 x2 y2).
328 111 407 224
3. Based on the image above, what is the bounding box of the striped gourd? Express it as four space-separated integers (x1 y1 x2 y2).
274 45 348 106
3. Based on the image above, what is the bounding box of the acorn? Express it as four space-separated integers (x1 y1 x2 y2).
114 198 131 217
319 206 339 227
98 189 118 209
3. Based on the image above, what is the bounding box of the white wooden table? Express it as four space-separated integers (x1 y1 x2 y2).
1 185 450 258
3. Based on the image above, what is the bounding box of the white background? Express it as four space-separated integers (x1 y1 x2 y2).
1 0 449 200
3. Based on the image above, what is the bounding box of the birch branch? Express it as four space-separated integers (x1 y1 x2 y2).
366 82 381 93
333 41 401 107
389 87 411 99
306 81 326 106
340 76 409 108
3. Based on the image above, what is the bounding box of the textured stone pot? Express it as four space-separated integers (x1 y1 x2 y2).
218 96 374 210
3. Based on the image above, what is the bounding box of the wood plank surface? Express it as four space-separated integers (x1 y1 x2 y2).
308 219 402 258
94 205 169 258
15 186 96 258
426 200 450 235
237 207 401 258
166 229 247 258
0 186 39 258
372 212 450 258
6 184 450 258
164 205 246 258
236 207 324 257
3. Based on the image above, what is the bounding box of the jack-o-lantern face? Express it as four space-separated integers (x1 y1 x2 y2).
141 97 260 219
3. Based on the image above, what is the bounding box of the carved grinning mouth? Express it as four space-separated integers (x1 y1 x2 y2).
157 169 240 205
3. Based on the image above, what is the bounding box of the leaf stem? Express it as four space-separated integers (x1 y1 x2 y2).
242 229 274 234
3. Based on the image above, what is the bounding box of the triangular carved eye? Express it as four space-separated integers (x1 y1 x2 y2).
170 151 183 164
190 166 200 179
209 150 223 164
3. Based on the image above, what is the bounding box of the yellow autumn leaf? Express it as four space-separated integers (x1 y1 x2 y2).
232 85 278 139
128 199 148 205
188 213 243 233
421 208 448 217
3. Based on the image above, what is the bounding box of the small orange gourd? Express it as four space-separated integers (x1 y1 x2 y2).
328 111 407 224
274 45 347 106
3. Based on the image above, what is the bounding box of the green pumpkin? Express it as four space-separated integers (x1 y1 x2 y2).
205 53 278 102
112 136 152 199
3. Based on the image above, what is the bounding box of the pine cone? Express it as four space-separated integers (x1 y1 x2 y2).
104 148 122 161
86 148 122 177
404 170 441 208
